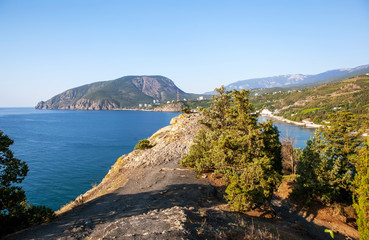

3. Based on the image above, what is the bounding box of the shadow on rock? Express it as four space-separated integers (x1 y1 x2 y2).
5 183 221 240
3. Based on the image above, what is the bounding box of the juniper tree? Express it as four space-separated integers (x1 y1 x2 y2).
181 87 282 211
294 111 362 203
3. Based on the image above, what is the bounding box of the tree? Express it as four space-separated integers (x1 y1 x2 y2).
352 137 369 239
181 87 282 211
0 131 54 237
293 111 362 203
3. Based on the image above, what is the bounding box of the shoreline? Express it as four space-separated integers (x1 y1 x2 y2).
260 112 322 129
35 107 182 113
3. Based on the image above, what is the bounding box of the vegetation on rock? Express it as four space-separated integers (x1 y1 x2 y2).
0 131 54 237
134 139 152 150
181 86 282 211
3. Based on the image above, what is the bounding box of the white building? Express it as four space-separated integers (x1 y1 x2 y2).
260 109 272 116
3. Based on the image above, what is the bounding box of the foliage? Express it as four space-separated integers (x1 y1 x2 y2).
181 107 191 114
352 137 369 239
0 131 55 237
134 139 152 150
181 86 282 211
293 111 362 204
300 107 324 115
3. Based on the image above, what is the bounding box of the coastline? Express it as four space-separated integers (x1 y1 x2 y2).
35 107 182 113
260 110 322 129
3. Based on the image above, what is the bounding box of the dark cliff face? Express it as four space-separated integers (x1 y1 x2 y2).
35 76 197 110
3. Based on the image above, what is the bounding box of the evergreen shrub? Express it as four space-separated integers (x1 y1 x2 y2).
181 87 282 211
293 111 362 203
134 139 152 150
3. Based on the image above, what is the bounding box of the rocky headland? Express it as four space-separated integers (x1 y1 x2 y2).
6 114 359 240
35 76 200 110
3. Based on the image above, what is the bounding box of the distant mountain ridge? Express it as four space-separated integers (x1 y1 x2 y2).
36 76 198 110
206 64 369 93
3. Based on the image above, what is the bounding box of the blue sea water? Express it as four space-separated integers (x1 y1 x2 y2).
259 116 316 149
0 108 179 210
0 108 316 211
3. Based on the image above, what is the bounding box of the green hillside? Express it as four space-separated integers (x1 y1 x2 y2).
251 74 369 128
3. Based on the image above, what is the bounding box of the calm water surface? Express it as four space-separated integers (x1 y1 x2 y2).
260 116 316 148
0 109 316 210
0 108 179 210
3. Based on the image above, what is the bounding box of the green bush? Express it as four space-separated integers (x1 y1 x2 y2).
0 131 55 237
134 139 152 150
353 137 369 239
181 87 282 211
293 111 362 204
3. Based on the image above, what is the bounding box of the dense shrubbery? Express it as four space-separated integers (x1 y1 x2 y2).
293 111 362 203
134 139 152 150
0 131 55 237
352 137 369 239
181 87 282 211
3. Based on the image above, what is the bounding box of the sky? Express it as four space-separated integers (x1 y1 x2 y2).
0 0 368 107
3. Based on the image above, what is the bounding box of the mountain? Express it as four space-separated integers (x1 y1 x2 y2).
36 76 199 110
206 64 369 94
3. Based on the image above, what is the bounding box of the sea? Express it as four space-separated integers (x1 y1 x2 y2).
0 108 315 210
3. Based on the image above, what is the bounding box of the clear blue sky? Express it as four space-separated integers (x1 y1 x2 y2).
1 0 368 107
